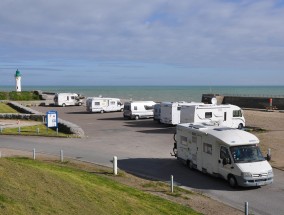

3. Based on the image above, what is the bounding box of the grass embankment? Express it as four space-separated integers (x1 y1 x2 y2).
0 158 200 215
0 103 18 113
1 124 69 137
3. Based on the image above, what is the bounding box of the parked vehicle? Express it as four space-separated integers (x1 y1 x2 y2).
153 103 161 122
123 101 156 120
160 102 203 125
180 104 245 129
172 122 273 187
54 93 84 107
86 97 124 113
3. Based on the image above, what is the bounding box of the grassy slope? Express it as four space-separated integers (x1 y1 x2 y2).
0 103 18 113
0 158 200 215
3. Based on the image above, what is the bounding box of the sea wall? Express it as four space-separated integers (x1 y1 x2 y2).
201 94 284 110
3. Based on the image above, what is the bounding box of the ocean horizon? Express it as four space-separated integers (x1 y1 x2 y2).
1 85 283 102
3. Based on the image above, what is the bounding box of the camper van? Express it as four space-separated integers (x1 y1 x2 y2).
160 102 204 125
54 93 84 107
123 101 156 120
172 123 273 187
153 103 161 122
180 104 245 129
86 97 124 113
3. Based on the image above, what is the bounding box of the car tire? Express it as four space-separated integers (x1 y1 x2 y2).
228 175 238 188
238 123 243 129
135 115 139 120
62 103 66 107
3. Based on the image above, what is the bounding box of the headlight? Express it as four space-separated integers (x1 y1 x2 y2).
268 170 273 176
242 172 252 178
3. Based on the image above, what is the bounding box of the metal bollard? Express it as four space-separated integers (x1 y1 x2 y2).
245 202 248 215
113 156 117 175
171 175 174 193
33 148 36 160
60 150 64 162
18 127 21 134
56 128 58 136
37 128 40 134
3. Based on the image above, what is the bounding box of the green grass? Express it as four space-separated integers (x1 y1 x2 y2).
0 103 18 113
0 91 40 101
0 124 73 137
0 158 200 215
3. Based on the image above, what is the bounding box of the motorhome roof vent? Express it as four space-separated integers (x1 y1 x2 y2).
213 127 234 131
190 124 206 129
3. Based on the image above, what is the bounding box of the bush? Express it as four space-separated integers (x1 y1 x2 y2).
0 92 9 100
8 91 40 101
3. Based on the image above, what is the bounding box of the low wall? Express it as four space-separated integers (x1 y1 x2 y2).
1 102 85 137
202 94 284 110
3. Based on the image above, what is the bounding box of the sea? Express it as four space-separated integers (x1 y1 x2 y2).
0 86 283 102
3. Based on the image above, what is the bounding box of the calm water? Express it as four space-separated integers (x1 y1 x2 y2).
1 86 283 102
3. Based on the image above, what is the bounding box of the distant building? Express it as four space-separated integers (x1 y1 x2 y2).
15 69 22 92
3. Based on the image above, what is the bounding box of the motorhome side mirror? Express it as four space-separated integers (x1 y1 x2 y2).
266 154 271 161
222 157 231 165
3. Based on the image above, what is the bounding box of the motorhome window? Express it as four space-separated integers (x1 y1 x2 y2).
181 136 187 145
233 110 242 117
224 112 227 121
230 145 265 163
205 112 212 118
220 146 230 159
110 101 115 105
94 102 100 106
67 96 69 100
71 96 75 99
177 106 181 111
203 143 212 155
134 106 138 110
144 105 154 110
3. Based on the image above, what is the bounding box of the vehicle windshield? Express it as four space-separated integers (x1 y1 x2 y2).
230 145 265 163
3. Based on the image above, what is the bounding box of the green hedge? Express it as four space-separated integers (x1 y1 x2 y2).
0 91 40 101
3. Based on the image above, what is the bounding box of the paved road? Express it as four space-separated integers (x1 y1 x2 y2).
1 105 283 215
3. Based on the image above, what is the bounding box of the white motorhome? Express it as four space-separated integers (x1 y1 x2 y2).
86 97 124 113
123 101 156 120
54 93 84 107
153 103 161 122
160 102 204 125
172 123 273 187
180 104 245 129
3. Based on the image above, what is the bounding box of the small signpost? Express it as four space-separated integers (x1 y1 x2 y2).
46 111 58 134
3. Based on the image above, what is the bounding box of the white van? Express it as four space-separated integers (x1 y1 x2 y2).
160 102 204 125
172 122 273 187
86 97 124 113
54 93 84 107
123 101 156 120
180 104 245 129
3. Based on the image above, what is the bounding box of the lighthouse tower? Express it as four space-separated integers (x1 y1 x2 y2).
15 69 22 92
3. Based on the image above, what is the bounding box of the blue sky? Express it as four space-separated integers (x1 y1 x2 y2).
0 0 284 86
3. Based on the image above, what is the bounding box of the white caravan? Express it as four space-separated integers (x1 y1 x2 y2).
54 93 84 107
86 97 124 113
123 101 156 120
180 104 245 129
160 102 204 125
172 123 273 187
153 103 161 122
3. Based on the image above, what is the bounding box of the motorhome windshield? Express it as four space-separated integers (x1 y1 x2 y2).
230 145 265 163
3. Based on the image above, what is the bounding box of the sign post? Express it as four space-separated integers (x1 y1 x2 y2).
46 111 58 133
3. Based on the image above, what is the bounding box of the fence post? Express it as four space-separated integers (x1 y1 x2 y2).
33 148 36 160
113 156 117 175
245 201 248 215
18 127 21 134
171 175 174 193
56 127 59 136
60 150 64 162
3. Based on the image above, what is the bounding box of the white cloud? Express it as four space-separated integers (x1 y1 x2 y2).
0 0 284 85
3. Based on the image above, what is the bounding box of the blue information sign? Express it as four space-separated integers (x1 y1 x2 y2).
46 110 58 128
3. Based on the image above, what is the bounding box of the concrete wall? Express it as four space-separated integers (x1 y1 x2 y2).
202 94 284 110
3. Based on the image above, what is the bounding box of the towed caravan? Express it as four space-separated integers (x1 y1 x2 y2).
123 101 156 120
172 122 273 187
86 97 124 113
54 93 84 107
180 103 245 129
153 103 161 122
